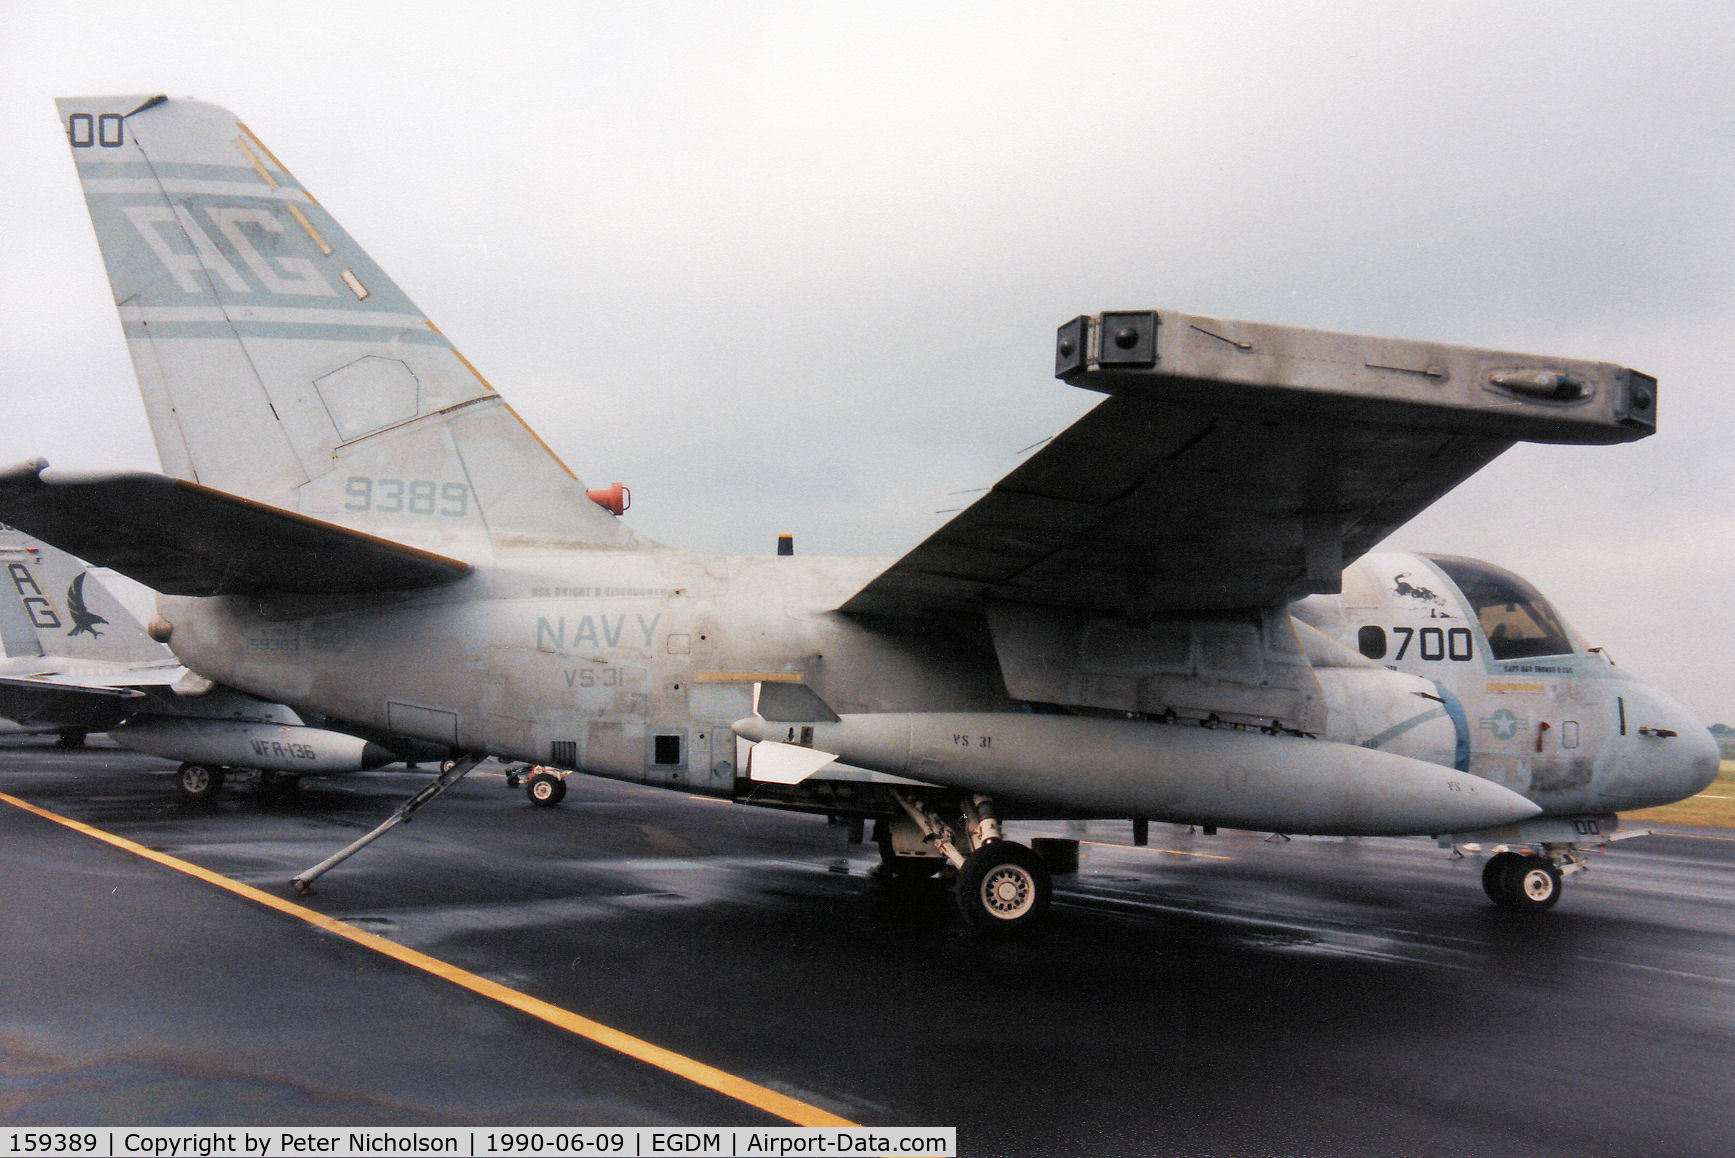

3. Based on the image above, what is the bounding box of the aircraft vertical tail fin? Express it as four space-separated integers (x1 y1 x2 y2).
55 95 638 557
0 527 168 664
0 532 46 659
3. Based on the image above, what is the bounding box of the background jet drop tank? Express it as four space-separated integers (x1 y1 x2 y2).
109 717 395 775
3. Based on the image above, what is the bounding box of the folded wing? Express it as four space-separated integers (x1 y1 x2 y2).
843 309 1655 619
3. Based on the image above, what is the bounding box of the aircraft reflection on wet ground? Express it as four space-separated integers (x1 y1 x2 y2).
3 740 1733 1156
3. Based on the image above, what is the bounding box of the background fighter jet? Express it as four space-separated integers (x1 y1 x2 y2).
0 523 172 745
0 525 403 798
0 95 1715 928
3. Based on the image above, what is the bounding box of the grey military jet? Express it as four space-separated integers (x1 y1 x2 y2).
0 525 174 745
1 95 1715 928
0 526 401 798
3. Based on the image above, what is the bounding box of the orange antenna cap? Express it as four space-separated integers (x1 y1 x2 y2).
586 482 630 516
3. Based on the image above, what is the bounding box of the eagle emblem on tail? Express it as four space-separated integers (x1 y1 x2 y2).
65 572 108 638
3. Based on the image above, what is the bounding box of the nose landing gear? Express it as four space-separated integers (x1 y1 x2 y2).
1456 814 1645 913
1481 850 1564 911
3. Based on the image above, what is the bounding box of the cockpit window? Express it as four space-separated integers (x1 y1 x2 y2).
1424 555 1576 661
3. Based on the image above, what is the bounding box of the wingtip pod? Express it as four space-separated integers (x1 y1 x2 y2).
1056 309 1656 447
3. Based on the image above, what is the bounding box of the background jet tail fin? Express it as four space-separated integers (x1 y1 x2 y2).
0 526 168 664
56 95 639 559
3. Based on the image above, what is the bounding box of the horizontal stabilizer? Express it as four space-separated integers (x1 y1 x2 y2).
0 675 143 730
0 461 471 596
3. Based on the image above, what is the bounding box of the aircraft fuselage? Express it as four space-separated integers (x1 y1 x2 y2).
156 547 1716 829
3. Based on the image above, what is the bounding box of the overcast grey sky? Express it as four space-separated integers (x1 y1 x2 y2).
3 2 1734 718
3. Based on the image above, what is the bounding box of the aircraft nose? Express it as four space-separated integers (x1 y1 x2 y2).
1678 719 1722 798
1625 685 1720 808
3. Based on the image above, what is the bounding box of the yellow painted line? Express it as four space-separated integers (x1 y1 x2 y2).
340 269 371 300
235 129 339 259
422 321 585 483
286 203 334 255
233 136 279 187
1080 839 1232 861
0 791 854 1127
424 320 495 390
693 672 804 684
237 120 319 204
500 398 584 482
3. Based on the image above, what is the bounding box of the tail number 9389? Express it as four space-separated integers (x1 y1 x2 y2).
345 477 470 517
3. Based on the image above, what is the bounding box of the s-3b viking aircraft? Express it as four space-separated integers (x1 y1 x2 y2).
2 95 1715 930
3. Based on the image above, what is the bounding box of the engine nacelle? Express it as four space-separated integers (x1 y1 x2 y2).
109 715 395 774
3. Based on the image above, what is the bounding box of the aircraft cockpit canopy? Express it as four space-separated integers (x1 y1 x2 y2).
1425 555 1578 661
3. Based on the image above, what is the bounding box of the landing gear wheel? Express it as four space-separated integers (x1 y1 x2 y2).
176 763 224 803
1506 855 1563 911
526 771 566 807
956 840 1051 932
1485 851 1561 911
1482 851 1523 905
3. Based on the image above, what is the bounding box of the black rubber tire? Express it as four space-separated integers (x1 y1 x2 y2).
177 763 224 803
527 772 567 807
956 840 1052 932
1505 854 1563 911
1482 851 1524 906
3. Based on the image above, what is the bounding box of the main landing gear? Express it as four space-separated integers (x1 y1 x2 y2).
882 791 1056 932
176 762 224 802
174 763 304 803
956 840 1052 931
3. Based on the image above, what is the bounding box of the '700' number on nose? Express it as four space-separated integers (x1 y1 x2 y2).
1394 626 1474 662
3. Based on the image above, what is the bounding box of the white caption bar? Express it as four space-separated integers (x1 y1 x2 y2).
0 1128 956 1158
